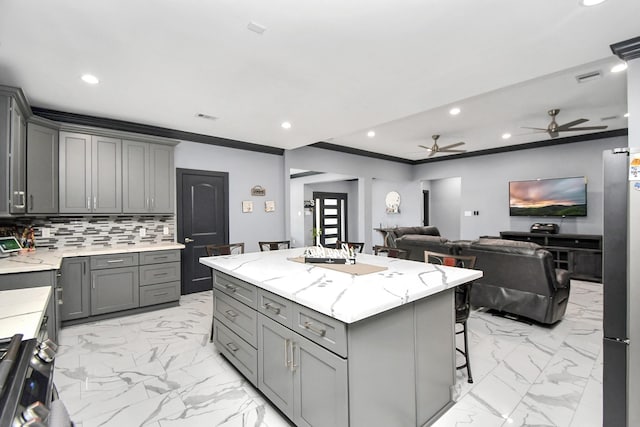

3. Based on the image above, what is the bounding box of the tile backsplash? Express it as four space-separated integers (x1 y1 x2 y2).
0 216 175 250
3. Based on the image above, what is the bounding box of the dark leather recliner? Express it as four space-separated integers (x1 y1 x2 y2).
457 238 570 324
395 235 453 262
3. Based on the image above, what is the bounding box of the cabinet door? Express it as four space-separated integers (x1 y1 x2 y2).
27 122 59 213
92 135 122 213
149 143 174 213
9 98 27 214
122 140 149 213
258 314 294 418
293 335 348 427
90 266 139 315
59 132 92 213
60 257 90 321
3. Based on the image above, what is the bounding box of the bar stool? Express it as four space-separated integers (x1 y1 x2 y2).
424 250 477 383
258 241 290 251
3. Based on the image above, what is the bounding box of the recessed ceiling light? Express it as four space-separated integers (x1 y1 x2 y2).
624 112 629 118
367 131 376 138
281 121 292 129
81 74 99 84
502 133 512 140
580 0 607 5
449 107 461 116
611 63 628 73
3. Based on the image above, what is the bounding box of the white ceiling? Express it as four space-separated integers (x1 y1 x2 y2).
0 0 637 161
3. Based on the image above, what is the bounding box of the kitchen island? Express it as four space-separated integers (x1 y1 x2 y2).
200 249 482 427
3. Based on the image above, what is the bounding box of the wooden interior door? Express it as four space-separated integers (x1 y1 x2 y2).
177 168 229 294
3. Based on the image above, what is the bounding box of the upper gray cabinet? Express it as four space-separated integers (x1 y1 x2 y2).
59 131 122 214
122 140 174 213
0 87 29 216
27 121 59 214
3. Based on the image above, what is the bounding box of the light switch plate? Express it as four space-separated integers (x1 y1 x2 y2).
464 211 472 217
163 226 170 235
41 228 51 238
139 227 146 237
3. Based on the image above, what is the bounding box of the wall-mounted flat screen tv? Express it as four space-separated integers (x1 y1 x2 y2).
509 176 587 217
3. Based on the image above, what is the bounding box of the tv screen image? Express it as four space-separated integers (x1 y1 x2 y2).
509 176 587 217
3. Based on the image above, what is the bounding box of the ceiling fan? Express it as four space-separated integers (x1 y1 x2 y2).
522 109 608 138
419 134 466 157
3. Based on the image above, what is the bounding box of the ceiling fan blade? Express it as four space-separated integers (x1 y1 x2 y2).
438 142 465 150
556 118 589 130
521 127 548 131
418 144 433 151
428 150 437 158
548 130 560 138
559 125 608 131
439 149 467 153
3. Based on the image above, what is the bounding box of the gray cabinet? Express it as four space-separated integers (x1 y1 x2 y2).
26 121 59 213
90 253 139 315
258 314 348 427
91 265 139 315
59 132 122 213
0 87 29 216
138 249 180 307
212 269 348 427
59 257 90 321
122 140 174 214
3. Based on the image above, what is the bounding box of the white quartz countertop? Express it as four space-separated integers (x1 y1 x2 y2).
0 286 51 340
200 249 482 324
0 243 185 274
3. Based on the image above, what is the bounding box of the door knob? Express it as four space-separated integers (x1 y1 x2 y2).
184 237 194 243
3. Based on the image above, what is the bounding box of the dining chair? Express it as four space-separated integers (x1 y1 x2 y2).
335 241 365 253
424 250 477 383
205 242 245 256
373 245 409 259
258 240 291 251
206 242 245 342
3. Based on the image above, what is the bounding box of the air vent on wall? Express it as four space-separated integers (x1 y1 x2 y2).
575 70 602 84
195 113 217 121
601 115 619 121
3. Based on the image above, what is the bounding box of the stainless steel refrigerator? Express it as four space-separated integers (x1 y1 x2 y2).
603 148 640 427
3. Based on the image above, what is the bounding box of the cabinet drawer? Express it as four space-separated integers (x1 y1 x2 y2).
139 250 181 265
258 289 293 328
91 253 139 269
213 271 257 309
214 290 257 347
292 304 347 358
140 262 180 286
140 281 180 307
214 320 258 386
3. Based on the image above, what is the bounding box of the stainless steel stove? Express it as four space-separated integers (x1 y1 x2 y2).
0 334 70 427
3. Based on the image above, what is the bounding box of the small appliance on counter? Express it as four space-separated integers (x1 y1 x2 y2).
0 334 72 426
529 223 559 234
0 236 22 258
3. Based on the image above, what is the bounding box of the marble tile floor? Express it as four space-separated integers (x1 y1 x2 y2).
54 280 603 427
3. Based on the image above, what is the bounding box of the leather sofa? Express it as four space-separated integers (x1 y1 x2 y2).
457 238 570 324
388 226 451 262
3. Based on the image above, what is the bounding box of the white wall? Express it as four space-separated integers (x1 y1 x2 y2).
174 141 285 252
413 135 628 239
284 146 413 250
429 177 462 240
371 179 422 246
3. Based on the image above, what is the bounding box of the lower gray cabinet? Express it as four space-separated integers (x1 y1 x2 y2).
91 266 139 315
258 314 348 427
59 257 90 321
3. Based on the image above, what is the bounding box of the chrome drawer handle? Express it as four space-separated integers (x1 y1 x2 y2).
107 259 125 263
224 284 237 293
153 292 169 297
224 309 238 319
264 302 281 315
153 272 169 276
226 342 239 352
284 339 291 368
303 321 326 337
